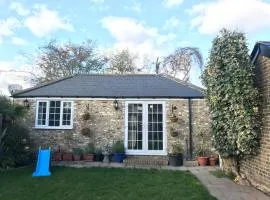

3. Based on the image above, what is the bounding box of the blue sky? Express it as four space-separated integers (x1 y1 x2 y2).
0 0 270 94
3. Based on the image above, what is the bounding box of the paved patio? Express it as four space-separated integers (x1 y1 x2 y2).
52 161 270 200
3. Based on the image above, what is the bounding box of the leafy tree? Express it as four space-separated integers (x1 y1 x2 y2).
31 39 107 84
202 29 260 173
107 49 138 74
162 47 203 81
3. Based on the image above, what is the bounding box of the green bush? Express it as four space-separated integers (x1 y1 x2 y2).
84 143 95 154
72 148 83 156
112 140 125 153
0 123 33 169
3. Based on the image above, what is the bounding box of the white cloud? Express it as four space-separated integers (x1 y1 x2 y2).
101 16 176 67
188 0 270 35
163 0 184 8
9 2 30 16
0 56 33 95
0 17 21 43
124 1 142 14
90 0 104 5
89 0 109 11
163 16 180 30
24 5 74 37
11 37 28 45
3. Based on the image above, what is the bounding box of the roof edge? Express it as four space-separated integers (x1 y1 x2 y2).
12 75 75 97
159 74 204 93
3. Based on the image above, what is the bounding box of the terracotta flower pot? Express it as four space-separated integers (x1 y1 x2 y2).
73 155 81 161
62 153 73 161
52 152 62 161
198 156 209 166
83 153 94 161
210 157 216 166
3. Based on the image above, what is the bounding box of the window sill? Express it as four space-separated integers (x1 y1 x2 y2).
34 126 73 130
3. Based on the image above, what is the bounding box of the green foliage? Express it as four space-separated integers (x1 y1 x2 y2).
84 143 95 154
72 148 83 156
0 96 25 121
1 123 33 169
202 29 260 161
112 140 125 153
210 170 236 180
171 143 184 155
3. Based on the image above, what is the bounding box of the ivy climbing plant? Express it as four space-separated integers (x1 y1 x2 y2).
202 29 260 172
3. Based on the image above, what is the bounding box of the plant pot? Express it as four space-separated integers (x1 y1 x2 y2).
62 153 73 161
169 116 178 122
94 153 104 162
103 153 110 163
209 157 216 166
113 153 125 163
198 156 209 166
52 152 62 161
83 153 94 161
73 155 81 161
168 153 183 166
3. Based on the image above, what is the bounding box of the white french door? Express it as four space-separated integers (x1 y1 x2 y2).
124 101 167 155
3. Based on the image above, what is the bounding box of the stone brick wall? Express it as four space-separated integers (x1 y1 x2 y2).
166 99 211 157
20 98 211 156
240 56 270 193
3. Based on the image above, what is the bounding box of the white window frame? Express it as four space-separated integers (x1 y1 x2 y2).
124 101 167 156
35 100 74 129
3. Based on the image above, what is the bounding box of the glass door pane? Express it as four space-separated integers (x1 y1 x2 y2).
127 104 143 150
148 104 163 150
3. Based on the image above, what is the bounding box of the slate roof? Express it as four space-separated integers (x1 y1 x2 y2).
12 74 204 98
251 41 270 63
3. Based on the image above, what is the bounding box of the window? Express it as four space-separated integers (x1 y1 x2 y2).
35 100 73 129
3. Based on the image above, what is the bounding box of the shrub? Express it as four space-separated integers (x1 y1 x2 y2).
72 148 83 156
84 143 95 154
112 140 125 153
0 123 33 169
202 29 260 173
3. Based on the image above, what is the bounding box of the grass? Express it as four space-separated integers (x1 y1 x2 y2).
210 169 236 180
0 166 217 200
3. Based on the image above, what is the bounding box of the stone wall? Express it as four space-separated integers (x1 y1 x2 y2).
166 99 211 157
20 98 211 156
240 56 270 193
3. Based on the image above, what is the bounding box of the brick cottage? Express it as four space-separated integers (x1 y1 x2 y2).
12 74 211 160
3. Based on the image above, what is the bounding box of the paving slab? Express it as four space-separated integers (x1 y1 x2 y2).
189 168 270 200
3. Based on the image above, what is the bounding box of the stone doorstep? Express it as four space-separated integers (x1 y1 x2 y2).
123 156 169 166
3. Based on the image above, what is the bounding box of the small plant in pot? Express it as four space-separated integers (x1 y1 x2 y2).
83 143 95 161
72 148 83 161
196 148 209 166
52 146 62 161
94 148 103 162
62 151 73 161
112 140 125 163
168 143 184 166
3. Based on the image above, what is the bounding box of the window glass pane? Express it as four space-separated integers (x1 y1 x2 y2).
37 102 47 125
48 101 61 127
62 102 71 126
148 104 163 151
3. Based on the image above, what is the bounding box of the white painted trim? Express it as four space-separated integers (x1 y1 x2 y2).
35 99 74 129
124 101 167 156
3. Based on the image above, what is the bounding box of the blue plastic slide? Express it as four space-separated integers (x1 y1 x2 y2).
32 147 51 177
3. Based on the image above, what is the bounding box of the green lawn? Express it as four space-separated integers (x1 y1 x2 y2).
0 166 216 200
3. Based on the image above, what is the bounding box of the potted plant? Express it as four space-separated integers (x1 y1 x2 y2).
94 148 103 162
196 130 209 166
72 148 83 161
196 148 209 166
83 143 95 161
62 151 73 161
112 140 125 163
168 143 184 166
52 146 62 161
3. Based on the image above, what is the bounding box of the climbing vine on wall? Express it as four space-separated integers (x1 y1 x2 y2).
202 29 260 165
